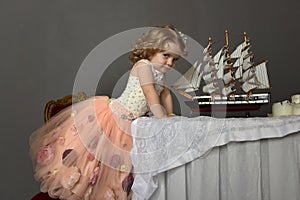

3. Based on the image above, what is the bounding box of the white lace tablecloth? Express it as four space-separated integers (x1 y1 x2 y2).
130 115 300 199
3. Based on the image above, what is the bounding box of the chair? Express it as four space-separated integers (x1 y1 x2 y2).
44 92 89 122
31 92 89 200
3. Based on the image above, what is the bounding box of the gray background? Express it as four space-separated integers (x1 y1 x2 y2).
1 0 299 199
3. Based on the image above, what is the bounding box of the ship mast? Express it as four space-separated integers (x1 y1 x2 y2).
207 37 214 70
243 32 247 42
223 30 236 97
208 37 213 56
224 30 231 65
225 30 229 48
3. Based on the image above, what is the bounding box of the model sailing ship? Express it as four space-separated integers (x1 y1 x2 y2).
173 30 271 110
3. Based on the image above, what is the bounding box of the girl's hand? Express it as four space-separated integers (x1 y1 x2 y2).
167 113 176 117
159 113 176 119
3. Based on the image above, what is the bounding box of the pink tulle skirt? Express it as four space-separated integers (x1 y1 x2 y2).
30 96 135 200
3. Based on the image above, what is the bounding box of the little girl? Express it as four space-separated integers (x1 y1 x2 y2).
30 25 186 199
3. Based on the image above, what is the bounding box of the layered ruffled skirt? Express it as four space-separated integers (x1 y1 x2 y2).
30 96 135 200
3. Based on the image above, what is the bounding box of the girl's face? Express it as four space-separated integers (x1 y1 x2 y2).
150 44 180 73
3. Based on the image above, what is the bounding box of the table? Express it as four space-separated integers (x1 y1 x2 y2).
131 115 300 199
150 131 300 200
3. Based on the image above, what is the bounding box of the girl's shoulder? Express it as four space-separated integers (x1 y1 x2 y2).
134 59 152 67
132 59 153 73
131 59 152 77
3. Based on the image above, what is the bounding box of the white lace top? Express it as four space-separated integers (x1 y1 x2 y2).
115 59 165 116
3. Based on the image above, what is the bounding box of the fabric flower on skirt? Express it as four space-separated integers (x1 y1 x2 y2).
37 145 55 165
89 167 100 186
103 189 116 200
122 173 134 193
61 166 81 189
110 154 121 168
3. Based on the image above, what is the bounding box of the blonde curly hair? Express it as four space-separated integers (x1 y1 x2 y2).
130 25 187 64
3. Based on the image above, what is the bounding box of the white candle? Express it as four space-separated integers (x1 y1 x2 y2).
291 94 300 104
272 100 293 116
292 104 300 115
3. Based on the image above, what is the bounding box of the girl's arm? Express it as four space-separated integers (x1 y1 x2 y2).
135 62 167 118
160 87 174 116
141 84 166 118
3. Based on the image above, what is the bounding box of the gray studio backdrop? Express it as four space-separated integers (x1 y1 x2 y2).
0 0 299 199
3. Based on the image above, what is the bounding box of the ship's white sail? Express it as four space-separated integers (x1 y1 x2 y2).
242 77 259 93
233 57 242 67
242 56 253 70
172 42 213 93
216 66 224 79
242 68 256 82
241 46 251 58
222 85 235 96
189 63 203 92
231 41 253 72
203 82 219 94
241 61 270 93
203 61 216 73
235 66 243 79
203 71 216 83
231 41 248 58
254 61 270 89
223 71 233 84
213 46 225 64
215 54 225 79
173 61 203 92
203 43 212 54
201 46 228 94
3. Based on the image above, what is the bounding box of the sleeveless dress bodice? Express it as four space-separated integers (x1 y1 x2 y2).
115 59 165 116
